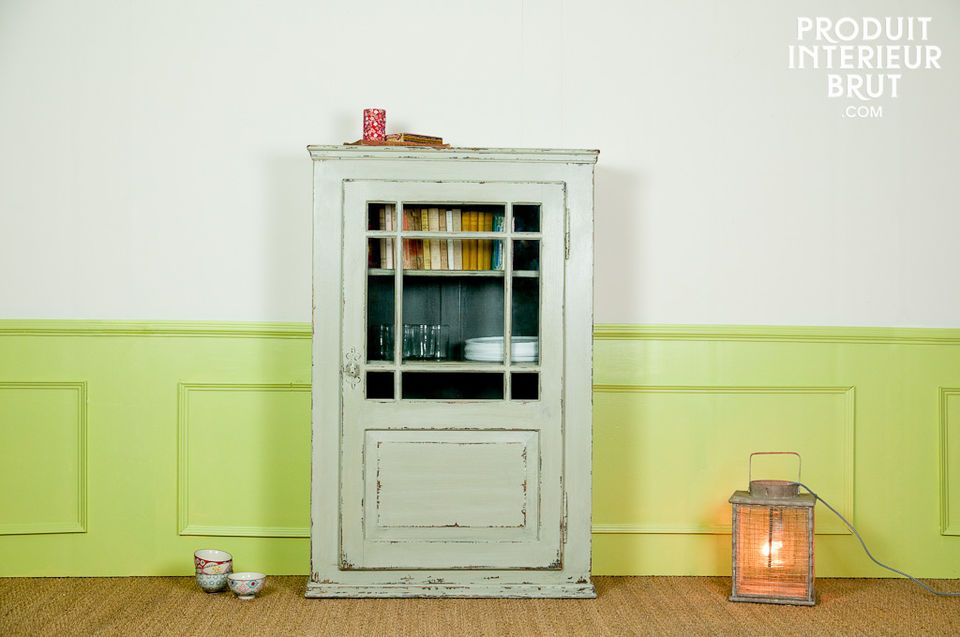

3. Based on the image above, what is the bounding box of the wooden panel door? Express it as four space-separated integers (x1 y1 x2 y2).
339 180 566 570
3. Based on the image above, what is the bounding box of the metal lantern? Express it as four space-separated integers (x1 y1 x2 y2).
729 452 815 606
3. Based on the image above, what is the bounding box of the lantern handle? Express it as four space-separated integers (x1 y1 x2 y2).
749 451 801 484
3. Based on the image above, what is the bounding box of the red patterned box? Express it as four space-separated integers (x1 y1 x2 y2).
363 108 386 142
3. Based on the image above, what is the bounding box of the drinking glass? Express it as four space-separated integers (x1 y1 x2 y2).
402 324 448 360
428 325 450 360
377 324 394 360
402 324 418 360
418 324 431 359
368 324 394 361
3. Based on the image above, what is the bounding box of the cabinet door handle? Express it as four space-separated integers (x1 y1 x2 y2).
343 347 361 387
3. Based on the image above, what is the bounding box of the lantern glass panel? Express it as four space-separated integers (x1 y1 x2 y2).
735 504 811 601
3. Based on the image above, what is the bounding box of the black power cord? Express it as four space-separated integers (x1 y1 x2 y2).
794 482 960 597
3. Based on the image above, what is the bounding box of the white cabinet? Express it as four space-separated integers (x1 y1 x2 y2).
307 145 597 598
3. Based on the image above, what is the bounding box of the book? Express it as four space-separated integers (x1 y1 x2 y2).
416 208 425 269
379 206 387 268
387 203 397 270
445 209 454 270
385 132 444 145
475 211 484 270
390 205 396 268
473 212 486 270
439 209 449 270
402 209 414 268
475 211 483 270
464 211 476 270
348 138 450 148
478 212 490 270
491 214 502 270
428 207 441 270
460 211 469 270
487 212 495 268
487 211 494 269
412 208 423 269
452 208 462 270
420 208 431 269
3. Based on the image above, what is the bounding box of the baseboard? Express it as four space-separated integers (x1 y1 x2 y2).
304 581 597 599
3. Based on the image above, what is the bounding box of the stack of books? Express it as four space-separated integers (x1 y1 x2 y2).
385 133 445 146
349 133 449 148
369 204 397 269
369 206 504 271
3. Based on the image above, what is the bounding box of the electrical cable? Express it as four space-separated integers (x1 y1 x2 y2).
793 481 960 597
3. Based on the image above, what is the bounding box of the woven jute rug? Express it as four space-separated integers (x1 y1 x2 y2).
1 576 959 636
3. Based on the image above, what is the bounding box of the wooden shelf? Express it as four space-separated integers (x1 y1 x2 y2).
367 231 542 239
367 231 533 239
402 361 507 372
365 361 541 372
368 269 538 278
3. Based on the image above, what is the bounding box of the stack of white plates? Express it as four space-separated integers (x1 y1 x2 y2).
464 336 538 362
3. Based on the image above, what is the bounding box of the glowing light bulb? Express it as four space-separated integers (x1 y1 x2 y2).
760 540 783 558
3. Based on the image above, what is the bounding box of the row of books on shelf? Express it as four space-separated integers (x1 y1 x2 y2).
371 205 504 271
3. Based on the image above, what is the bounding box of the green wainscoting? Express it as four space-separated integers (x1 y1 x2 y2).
1 320 959 577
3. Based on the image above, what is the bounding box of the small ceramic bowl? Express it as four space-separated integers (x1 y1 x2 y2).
227 572 266 600
196 572 229 593
194 549 233 575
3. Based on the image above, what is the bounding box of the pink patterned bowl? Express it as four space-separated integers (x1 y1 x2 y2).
227 572 266 600
194 549 233 575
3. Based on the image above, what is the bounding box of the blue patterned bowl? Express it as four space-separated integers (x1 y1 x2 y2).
227 572 266 600
196 572 229 593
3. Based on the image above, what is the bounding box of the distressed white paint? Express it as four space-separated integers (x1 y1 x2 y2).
3 1 960 327
303 583 596 599
370 431 534 530
309 145 597 597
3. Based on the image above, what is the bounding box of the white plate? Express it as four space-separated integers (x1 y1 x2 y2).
465 342 537 350
465 336 538 347
463 336 538 362
464 353 538 362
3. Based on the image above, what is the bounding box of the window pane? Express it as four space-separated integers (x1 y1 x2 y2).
512 239 539 273
402 240 504 362
511 237 540 365
367 273 395 362
399 238 503 272
511 275 539 364
366 372 394 399
511 373 539 400
513 204 540 232
401 205 505 236
402 372 504 400
368 237 395 271
368 202 397 232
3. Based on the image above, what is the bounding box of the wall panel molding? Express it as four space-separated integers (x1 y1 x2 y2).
0 320 310 339
594 324 960 345
1 320 958 577
177 383 311 538
940 388 960 535
5 320 960 344
591 385 855 536
0 381 87 535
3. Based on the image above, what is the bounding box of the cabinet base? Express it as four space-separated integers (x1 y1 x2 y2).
305 581 597 599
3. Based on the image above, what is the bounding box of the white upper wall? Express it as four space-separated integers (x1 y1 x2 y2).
1 0 958 326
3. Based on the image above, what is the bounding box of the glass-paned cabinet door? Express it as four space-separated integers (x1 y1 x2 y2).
344 183 562 405
340 181 565 570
